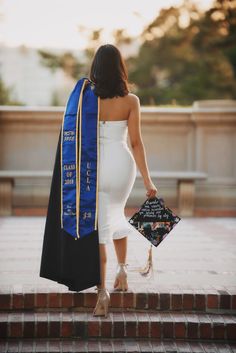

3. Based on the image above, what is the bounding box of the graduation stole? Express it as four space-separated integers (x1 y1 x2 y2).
60 77 100 239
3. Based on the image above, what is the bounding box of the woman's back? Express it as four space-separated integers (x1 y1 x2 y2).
99 93 135 121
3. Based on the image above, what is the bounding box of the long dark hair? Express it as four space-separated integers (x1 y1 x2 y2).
89 44 130 99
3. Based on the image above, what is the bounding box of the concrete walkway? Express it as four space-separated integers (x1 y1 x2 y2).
0 217 236 294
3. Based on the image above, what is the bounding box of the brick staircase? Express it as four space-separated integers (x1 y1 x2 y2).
0 290 236 352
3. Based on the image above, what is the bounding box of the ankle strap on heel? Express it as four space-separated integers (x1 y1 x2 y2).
95 287 109 292
118 263 129 267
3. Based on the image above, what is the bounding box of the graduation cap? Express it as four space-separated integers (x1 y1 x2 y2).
128 196 181 276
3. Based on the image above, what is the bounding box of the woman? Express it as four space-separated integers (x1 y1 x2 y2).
91 44 158 317
40 43 157 318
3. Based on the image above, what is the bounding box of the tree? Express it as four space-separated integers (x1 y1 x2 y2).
128 0 236 105
37 28 104 80
38 50 84 79
0 77 24 105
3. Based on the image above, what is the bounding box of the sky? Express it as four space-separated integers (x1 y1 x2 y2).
0 0 214 50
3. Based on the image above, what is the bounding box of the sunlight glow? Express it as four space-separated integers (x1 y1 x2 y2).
0 0 214 50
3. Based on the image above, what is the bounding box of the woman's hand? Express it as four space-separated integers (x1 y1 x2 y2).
144 179 158 199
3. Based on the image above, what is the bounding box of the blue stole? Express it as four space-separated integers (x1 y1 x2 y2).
60 77 100 239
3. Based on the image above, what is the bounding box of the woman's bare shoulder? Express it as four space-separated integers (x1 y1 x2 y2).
127 93 140 104
126 94 140 115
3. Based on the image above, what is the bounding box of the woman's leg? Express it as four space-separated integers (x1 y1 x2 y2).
97 244 107 289
93 243 110 317
113 236 128 289
113 236 127 263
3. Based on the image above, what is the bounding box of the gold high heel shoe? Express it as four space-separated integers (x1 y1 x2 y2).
113 263 128 291
93 287 110 317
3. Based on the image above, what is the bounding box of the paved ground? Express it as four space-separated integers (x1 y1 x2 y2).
0 216 236 294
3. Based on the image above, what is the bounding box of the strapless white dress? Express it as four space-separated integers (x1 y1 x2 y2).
98 119 137 244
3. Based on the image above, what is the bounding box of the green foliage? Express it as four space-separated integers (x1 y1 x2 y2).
0 77 24 105
36 1 236 106
128 0 236 105
37 29 103 80
38 50 84 79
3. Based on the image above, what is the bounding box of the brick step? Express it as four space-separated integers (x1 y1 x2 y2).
0 311 235 340
0 291 235 313
1 338 236 353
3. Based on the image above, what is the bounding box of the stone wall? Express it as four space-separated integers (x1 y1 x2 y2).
0 102 235 214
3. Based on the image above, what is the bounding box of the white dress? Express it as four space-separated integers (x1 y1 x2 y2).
98 119 137 244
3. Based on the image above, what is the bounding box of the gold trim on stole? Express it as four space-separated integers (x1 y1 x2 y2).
60 95 70 228
76 79 88 239
94 96 100 230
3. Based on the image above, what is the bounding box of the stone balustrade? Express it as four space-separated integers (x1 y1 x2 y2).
0 101 235 216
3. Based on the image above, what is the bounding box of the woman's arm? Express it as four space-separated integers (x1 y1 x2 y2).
127 94 158 199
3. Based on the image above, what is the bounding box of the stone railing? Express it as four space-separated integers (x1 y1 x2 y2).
0 101 235 216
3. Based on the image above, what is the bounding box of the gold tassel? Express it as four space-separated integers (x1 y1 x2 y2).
139 244 154 277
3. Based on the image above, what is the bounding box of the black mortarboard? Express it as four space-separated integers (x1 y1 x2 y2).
128 196 181 276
